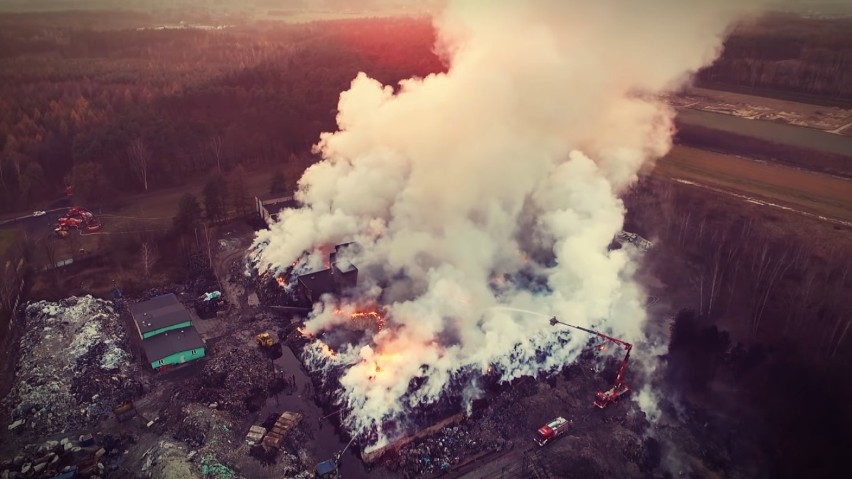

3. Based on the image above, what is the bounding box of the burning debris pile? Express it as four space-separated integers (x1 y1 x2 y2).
251 0 770 451
2 296 141 436
251 243 359 308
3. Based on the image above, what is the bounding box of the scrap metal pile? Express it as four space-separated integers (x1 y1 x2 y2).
193 344 286 414
0 432 137 479
2 296 141 436
388 423 503 476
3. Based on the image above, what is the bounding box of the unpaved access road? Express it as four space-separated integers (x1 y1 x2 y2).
655 145 852 226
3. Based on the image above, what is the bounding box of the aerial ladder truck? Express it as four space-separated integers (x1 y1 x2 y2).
549 317 633 408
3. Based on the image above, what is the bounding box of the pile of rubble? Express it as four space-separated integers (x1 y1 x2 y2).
140 441 201 479
388 423 505 476
155 403 311 479
0 432 136 479
195 347 285 414
2 296 141 436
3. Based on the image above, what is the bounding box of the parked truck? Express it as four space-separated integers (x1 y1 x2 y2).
314 436 356 479
534 416 572 446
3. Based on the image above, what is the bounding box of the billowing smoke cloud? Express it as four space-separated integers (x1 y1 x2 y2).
254 0 767 444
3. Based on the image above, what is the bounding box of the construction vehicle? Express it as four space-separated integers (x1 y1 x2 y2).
54 207 102 238
550 317 633 408
113 401 137 422
534 416 572 446
256 332 278 348
314 436 356 479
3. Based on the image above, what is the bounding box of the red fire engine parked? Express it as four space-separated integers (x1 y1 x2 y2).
534 416 572 446
55 207 102 238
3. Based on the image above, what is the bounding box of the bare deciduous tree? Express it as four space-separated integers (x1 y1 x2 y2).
141 242 151 280
209 135 223 173
128 138 150 192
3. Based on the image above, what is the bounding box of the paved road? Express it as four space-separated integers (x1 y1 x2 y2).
0 208 66 238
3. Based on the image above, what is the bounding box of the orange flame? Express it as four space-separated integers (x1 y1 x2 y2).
334 308 386 331
317 341 336 357
276 275 287 288
365 351 402 381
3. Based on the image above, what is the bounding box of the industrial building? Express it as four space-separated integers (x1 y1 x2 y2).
295 243 359 303
129 293 192 339
140 326 205 370
129 293 206 371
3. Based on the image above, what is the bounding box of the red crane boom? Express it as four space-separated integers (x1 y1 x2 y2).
550 317 633 408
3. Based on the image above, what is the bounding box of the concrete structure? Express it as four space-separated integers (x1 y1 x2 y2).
361 412 465 464
255 195 298 227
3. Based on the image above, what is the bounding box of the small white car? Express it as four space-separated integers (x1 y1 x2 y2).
33 210 46 217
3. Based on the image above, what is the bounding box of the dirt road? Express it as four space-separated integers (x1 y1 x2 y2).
655 145 852 225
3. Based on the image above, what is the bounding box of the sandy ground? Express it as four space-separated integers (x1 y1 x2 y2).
655 145 852 225
671 86 852 133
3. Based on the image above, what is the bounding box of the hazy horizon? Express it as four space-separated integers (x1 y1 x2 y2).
1 0 851 18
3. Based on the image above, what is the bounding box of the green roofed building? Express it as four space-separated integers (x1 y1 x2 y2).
141 327 205 370
130 294 206 371
129 293 192 339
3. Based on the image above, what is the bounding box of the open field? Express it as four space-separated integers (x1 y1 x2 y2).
655 145 852 225
675 109 852 157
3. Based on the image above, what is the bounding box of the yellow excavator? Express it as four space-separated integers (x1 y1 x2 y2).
256 332 278 348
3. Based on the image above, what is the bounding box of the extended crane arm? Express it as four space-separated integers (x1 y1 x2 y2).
550 316 634 408
549 317 632 353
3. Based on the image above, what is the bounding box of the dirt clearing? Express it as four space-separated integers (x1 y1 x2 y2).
655 145 852 224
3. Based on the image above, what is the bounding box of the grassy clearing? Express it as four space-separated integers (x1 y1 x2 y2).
0 229 19 258
27 167 280 298
107 167 279 221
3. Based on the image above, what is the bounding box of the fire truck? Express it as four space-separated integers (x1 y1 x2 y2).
550 317 633 408
534 416 572 446
54 207 102 238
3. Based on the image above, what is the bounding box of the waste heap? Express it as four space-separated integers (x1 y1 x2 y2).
2 296 141 436
195 346 285 413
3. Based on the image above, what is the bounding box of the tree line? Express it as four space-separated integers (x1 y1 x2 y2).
697 13 852 103
0 15 444 212
626 177 851 364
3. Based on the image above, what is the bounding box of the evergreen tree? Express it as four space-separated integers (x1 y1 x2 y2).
173 193 202 236
203 173 228 222
230 164 250 217
269 169 287 195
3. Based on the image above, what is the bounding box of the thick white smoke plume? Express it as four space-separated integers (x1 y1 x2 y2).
254 0 766 444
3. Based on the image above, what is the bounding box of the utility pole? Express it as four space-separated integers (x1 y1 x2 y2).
204 223 212 269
